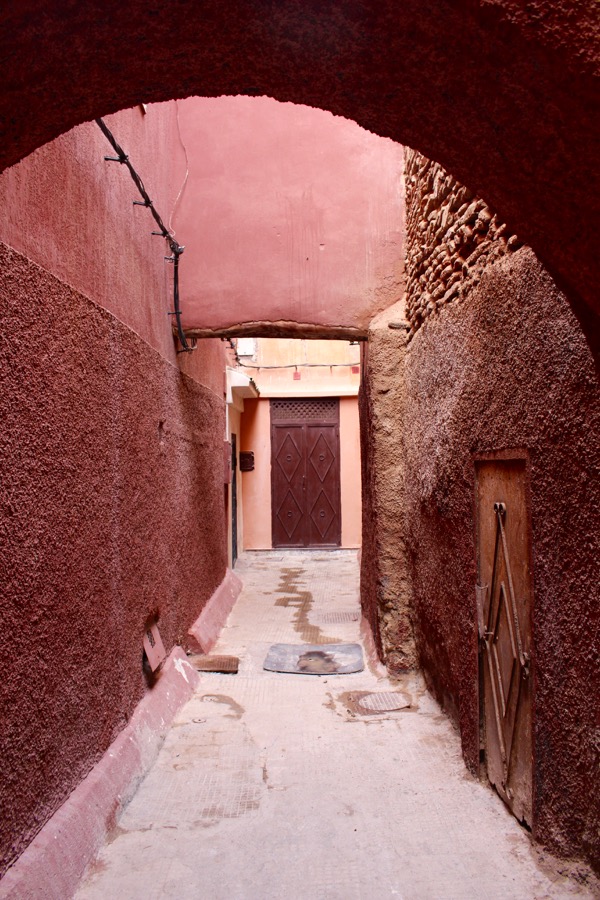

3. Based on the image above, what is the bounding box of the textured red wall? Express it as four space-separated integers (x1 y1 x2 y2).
0 103 190 365
0 242 228 876
403 247 600 872
0 1 598 356
0 104 230 875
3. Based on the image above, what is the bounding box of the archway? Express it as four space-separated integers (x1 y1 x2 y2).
1 1 599 356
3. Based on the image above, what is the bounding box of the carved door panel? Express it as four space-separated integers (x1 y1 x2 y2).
306 424 341 546
271 423 306 547
271 399 341 548
475 458 533 825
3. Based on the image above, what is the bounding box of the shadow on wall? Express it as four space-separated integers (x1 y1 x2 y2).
403 246 600 872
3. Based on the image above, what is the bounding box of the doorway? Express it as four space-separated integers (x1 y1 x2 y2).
475 456 533 826
270 398 341 548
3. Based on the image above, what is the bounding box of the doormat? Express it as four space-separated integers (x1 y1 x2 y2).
263 643 364 675
188 654 239 674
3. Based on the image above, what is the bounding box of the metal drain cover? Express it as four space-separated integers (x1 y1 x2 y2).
357 692 411 712
311 611 360 625
188 655 239 673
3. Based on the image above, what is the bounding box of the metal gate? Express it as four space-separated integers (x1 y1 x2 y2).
475 457 533 825
270 398 341 548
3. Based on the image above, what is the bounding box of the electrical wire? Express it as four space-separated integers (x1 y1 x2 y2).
236 361 360 369
95 117 194 353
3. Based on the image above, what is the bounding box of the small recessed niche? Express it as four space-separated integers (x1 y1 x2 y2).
143 616 167 674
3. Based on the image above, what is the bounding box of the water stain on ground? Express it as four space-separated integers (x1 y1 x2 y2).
200 694 245 719
274 567 340 644
336 690 417 719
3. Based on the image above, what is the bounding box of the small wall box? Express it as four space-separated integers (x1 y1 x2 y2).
240 451 255 472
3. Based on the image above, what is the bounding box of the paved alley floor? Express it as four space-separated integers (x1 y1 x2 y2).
76 551 593 900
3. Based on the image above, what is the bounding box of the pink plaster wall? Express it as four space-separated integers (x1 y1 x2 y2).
0 102 228 397
0 104 183 362
173 97 405 335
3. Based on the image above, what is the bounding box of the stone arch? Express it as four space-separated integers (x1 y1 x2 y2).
1 1 599 353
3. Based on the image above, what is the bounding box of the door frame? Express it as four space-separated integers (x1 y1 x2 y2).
473 448 536 825
270 398 341 549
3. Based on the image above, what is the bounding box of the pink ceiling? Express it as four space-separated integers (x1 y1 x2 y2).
173 97 405 336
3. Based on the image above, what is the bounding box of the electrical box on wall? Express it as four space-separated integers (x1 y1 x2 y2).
240 451 255 472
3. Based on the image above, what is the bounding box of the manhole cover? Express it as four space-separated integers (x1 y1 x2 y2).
357 692 411 712
189 655 239 673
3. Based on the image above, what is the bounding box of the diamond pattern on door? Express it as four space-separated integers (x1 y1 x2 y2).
310 490 335 538
276 433 301 482
276 490 302 539
493 584 517 715
309 433 334 482
475 459 532 827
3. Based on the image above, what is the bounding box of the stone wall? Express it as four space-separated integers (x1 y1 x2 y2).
401 151 600 875
359 302 416 672
404 149 521 338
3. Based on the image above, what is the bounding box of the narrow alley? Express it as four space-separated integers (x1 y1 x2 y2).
76 553 588 900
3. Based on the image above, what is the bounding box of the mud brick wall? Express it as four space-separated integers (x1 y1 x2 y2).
404 149 522 337
401 148 600 875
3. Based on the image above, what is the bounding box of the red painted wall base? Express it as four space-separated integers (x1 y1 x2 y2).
0 649 199 900
186 568 243 654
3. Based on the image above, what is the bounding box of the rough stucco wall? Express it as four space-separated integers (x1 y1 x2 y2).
403 242 600 872
0 243 228 876
359 302 415 671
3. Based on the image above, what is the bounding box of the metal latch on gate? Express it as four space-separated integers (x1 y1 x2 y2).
476 583 489 640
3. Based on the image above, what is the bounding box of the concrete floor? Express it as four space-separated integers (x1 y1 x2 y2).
76 551 593 899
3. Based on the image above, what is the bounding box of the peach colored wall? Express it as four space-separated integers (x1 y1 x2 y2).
340 397 362 548
239 338 361 398
240 396 361 550
173 96 405 335
240 399 273 550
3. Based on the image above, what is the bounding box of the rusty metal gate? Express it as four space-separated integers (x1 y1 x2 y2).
270 398 341 548
475 457 533 826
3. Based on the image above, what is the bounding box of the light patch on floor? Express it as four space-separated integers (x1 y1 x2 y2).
76 551 594 900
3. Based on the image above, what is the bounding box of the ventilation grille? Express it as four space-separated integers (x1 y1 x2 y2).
270 398 339 422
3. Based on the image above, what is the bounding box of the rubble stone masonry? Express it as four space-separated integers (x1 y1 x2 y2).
404 149 521 338
401 150 600 875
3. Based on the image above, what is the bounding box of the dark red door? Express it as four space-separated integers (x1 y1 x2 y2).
271 399 341 548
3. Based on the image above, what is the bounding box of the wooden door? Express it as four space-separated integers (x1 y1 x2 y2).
475 458 533 825
271 399 341 548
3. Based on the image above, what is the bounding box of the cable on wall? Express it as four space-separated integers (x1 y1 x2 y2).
95 117 195 354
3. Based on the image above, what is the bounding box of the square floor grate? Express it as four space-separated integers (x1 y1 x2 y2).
311 611 360 625
188 655 239 673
